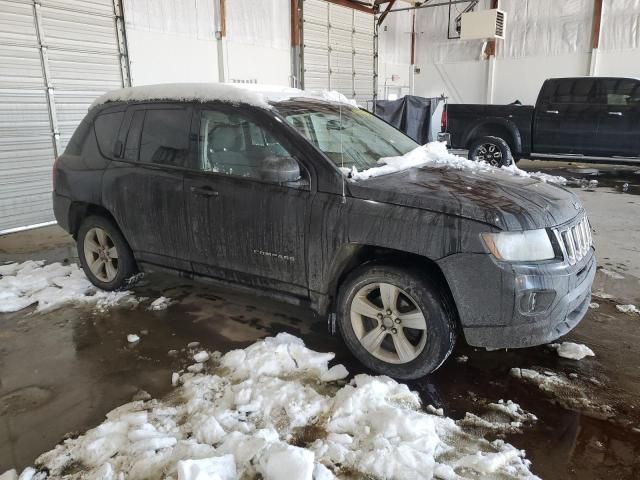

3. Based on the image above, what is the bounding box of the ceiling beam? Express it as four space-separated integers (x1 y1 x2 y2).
324 0 377 14
377 0 397 25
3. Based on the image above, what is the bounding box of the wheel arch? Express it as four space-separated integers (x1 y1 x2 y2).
463 118 522 155
68 202 120 239
324 244 461 330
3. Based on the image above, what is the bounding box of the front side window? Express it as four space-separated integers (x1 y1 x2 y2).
273 100 418 172
139 108 191 167
602 79 640 106
198 110 306 186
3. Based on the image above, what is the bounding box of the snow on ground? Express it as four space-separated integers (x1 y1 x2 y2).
348 142 567 184
510 367 614 420
127 334 140 344
460 400 537 434
550 342 595 360
0 261 137 313
616 304 640 315
148 296 172 311
589 302 599 309
5 334 539 480
599 268 625 279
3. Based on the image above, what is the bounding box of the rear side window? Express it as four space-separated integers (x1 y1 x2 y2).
94 111 124 157
139 108 191 167
602 79 640 105
542 79 602 104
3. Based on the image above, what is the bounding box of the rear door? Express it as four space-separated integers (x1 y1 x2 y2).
595 78 640 157
102 104 193 270
533 78 604 155
184 105 313 296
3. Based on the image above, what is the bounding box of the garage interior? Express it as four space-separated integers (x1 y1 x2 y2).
1 1 640 479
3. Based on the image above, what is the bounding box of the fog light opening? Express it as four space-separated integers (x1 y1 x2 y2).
519 290 556 315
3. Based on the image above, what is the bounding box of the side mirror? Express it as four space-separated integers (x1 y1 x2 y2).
259 155 302 183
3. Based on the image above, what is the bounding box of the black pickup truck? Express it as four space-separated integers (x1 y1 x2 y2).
442 77 640 166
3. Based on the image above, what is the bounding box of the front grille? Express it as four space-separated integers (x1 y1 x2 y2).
552 215 592 265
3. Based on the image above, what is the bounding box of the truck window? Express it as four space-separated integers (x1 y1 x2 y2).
602 79 640 105
139 108 191 167
543 79 602 104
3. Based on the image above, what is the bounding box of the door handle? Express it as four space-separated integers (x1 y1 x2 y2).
545 110 559 114
190 186 219 197
608 111 623 116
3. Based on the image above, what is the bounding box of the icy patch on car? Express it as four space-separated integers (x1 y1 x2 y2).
551 342 595 360
349 142 567 184
0 261 136 313
90 83 273 110
6 334 538 479
616 304 640 315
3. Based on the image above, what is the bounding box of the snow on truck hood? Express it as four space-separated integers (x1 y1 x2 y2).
90 83 358 110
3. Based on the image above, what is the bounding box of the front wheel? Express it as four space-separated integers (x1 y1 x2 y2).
77 215 136 290
468 136 514 167
336 264 457 380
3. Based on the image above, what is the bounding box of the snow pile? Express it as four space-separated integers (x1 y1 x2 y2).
589 302 599 309
0 261 136 313
91 83 272 110
10 334 538 480
551 342 595 360
460 400 537 434
148 296 172 311
349 142 567 184
616 304 640 315
317 90 358 107
127 334 140 344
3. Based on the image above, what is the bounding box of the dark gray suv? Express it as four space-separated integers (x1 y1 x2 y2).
52 84 596 379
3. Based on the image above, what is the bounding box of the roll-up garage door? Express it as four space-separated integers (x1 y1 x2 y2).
302 0 375 105
0 0 128 234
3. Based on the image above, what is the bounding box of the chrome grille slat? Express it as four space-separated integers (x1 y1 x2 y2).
553 215 592 265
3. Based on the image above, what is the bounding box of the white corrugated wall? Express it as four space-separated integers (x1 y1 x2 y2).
0 0 127 234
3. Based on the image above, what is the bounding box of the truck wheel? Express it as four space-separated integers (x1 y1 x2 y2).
468 136 513 167
336 264 457 380
77 215 137 291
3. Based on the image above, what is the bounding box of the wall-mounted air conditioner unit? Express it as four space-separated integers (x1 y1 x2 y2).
460 9 506 40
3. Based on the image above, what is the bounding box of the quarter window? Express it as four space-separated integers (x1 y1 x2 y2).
198 110 306 185
139 108 191 167
94 111 124 157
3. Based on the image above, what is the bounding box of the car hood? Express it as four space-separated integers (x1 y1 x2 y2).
348 165 583 230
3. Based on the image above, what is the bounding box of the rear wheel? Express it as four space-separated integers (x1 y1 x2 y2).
336 264 457 379
468 136 513 167
77 215 136 290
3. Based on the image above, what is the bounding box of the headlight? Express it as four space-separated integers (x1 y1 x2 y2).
481 229 555 262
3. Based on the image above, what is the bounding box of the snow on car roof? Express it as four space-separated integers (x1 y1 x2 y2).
90 83 358 110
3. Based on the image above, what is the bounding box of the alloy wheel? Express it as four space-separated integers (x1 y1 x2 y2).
474 143 503 166
350 282 428 364
84 227 119 282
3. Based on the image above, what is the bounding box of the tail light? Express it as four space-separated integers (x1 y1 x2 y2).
441 108 448 132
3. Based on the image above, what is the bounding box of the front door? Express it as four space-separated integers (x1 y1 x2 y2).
595 78 640 157
102 104 193 270
533 78 604 155
184 105 313 296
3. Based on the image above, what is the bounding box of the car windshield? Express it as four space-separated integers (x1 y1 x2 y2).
272 99 418 172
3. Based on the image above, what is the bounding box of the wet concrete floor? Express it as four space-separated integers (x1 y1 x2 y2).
1 161 639 478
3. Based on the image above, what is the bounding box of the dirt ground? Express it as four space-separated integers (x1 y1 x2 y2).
1 161 639 479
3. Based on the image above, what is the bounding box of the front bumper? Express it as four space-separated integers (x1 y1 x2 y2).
438 247 596 349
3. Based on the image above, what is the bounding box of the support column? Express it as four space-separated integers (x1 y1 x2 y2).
291 0 302 88
215 0 226 83
113 0 131 87
589 0 603 76
409 8 416 95
33 0 60 156
484 0 498 104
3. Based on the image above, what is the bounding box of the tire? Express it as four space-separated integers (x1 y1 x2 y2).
336 264 457 380
468 136 514 167
77 215 137 290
